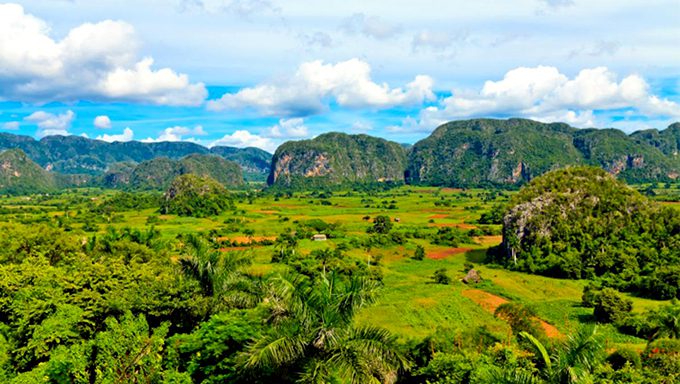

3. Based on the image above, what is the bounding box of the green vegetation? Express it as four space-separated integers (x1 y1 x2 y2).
268 132 407 188
0 132 271 179
499 166 680 300
0 172 678 382
160 174 235 217
0 149 57 194
407 118 680 187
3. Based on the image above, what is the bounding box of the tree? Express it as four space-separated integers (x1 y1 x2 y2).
368 215 393 234
432 268 451 285
649 302 680 340
490 326 605 384
178 234 257 311
592 288 632 324
494 303 544 339
239 272 410 383
412 245 425 260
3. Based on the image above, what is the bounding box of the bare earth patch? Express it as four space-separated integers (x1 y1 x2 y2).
429 214 449 219
428 223 477 229
474 235 503 246
462 289 562 339
427 248 472 259
229 236 277 244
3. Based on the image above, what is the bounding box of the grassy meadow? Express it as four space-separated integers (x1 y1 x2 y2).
1 185 675 351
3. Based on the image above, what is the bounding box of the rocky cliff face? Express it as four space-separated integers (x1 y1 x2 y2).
406 118 680 188
268 133 407 188
0 149 56 194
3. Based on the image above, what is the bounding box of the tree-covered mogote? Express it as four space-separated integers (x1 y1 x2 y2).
500 166 680 299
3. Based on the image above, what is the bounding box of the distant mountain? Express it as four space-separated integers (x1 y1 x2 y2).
406 118 680 187
268 132 407 188
0 132 272 180
209 146 272 181
102 154 244 190
0 149 56 194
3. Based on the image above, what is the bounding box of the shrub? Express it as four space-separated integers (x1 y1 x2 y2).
412 245 425 261
432 268 451 285
593 288 633 324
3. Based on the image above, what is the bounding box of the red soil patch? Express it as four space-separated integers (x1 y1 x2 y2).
255 210 278 215
429 214 449 219
428 223 478 230
223 236 276 244
462 289 562 339
427 248 472 259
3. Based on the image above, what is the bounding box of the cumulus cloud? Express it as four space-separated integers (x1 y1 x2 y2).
0 4 206 105
265 118 308 138
141 125 207 142
24 110 75 137
341 13 402 39
210 130 277 152
96 127 134 142
2 121 20 130
94 115 112 129
208 59 435 116
407 66 680 131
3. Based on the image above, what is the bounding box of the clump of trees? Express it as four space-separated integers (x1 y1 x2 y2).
160 174 234 217
498 166 680 300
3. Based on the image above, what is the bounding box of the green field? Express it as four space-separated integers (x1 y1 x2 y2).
2 185 672 350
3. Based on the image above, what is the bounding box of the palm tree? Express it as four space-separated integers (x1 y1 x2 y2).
486 326 605 384
178 233 257 309
650 302 680 340
239 271 410 383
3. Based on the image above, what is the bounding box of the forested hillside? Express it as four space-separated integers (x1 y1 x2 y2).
407 118 680 187
0 132 271 180
268 132 407 188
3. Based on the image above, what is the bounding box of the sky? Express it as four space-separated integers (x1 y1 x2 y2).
0 0 679 153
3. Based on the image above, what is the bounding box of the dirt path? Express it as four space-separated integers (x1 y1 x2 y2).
462 289 562 339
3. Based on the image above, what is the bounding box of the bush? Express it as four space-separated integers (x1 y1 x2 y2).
593 288 633 324
607 347 642 370
368 215 393 234
412 245 425 261
432 268 451 285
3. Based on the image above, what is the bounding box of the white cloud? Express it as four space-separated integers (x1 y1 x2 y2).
0 4 206 105
265 118 308 138
141 125 207 142
403 66 680 132
341 13 402 39
96 127 134 142
350 121 373 132
208 59 435 116
24 110 75 137
210 130 277 152
94 115 112 129
2 121 20 130
539 0 574 9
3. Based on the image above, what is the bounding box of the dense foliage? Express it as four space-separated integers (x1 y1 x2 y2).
499 166 680 299
0 149 57 194
407 118 680 187
268 132 407 188
0 132 271 179
160 174 234 217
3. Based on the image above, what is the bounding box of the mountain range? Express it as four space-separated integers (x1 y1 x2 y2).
1 118 679 194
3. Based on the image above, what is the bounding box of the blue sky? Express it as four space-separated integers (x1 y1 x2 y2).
0 1 679 152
